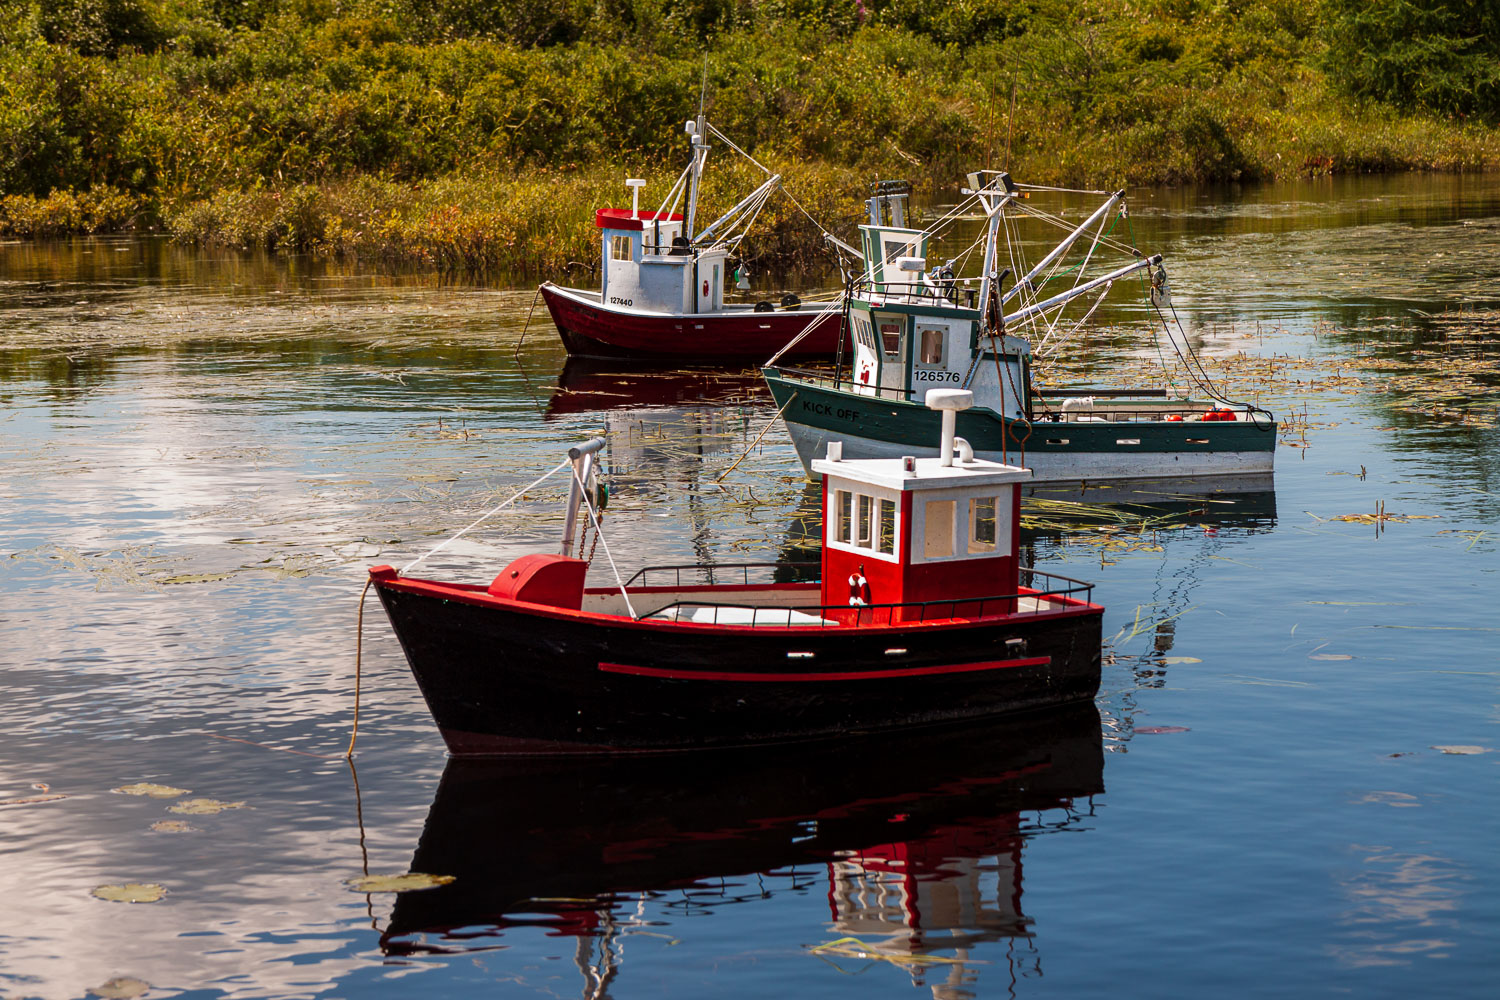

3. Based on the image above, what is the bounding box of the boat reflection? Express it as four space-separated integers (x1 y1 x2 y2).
382 705 1104 990
545 358 769 417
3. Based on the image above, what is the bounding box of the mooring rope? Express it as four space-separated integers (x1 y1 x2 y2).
715 391 798 483
346 576 372 758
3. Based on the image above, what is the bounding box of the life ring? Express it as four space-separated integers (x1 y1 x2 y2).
848 569 870 606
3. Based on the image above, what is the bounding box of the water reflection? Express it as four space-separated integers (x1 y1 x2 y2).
382 705 1103 995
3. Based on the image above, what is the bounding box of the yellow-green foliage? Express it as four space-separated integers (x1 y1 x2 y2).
167 159 870 274
2 0 1498 267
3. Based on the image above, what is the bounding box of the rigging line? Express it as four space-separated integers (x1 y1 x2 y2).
778 185 861 263
764 292 847 366
1012 203 1138 257
1013 183 1112 195
1038 280 1111 358
653 161 694 224
398 458 572 574
570 465 637 620
707 123 771 175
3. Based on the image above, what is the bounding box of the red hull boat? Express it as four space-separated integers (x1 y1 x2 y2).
541 282 845 361
370 391 1104 756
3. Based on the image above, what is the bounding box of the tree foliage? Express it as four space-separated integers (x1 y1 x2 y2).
1322 0 1500 120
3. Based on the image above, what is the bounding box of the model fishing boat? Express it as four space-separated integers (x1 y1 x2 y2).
764 172 1278 482
368 391 1102 755
540 114 845 360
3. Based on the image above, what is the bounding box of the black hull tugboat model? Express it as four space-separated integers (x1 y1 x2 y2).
369 390 1103 755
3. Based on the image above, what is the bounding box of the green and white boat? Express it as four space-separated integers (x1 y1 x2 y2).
764 172 1277 483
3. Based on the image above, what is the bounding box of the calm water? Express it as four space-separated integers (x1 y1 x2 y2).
2 172 1498 999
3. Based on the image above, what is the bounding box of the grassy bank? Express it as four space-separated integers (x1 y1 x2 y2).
163 160 871 274
3 1 1497 272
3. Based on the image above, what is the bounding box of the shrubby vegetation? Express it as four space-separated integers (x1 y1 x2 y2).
2 0 1496 269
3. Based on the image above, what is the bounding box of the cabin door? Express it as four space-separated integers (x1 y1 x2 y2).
849 312 880 396
872 312 908 397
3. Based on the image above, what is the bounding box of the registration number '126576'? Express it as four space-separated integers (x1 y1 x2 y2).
913 370 961 383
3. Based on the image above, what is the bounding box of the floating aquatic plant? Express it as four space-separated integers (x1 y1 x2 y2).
344 873 455 893
91 883 167 903
1432 745 1490 755
167 798 245 815
113 783 190 799
149 820 197 833
88 976 150 999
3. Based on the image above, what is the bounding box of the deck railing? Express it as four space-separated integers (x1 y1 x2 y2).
636 568 1095 626
624 560 820 589
770 366 917 401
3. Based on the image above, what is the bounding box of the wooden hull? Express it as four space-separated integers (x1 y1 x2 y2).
372 575 1102 755
542 283 846 361
765 367 1278 483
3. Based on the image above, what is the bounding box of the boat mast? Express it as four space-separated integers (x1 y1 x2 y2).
685 65 709 242
966 172 1017 331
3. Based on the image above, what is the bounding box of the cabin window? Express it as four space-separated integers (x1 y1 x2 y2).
878 499 896 555
880 321 902 360
857 494 873 547
924 500 955 558
883 237 917 264
831 488 898 559
610 235 632 261
852 315 877 353
969 496 999 553
917 328 945 366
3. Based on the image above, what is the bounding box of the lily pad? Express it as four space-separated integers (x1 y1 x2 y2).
167 798 245 815
91 883 167 903
1160 656 1201 664
1432 745 1490 755
113 783 190 799
1310 653 1355 661
150 820 196 833
345 872 455 893
89 977 150 999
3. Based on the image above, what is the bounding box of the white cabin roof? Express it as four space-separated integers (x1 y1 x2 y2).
811 456 1031 492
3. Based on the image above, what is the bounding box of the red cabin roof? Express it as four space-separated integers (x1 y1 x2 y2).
595 208 684 231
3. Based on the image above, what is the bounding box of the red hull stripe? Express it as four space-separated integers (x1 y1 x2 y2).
597 656 1050 682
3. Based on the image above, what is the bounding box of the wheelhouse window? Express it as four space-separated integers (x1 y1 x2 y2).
969 496 999 553
878 498 896 555
918 328 945 366
610 234 632 261
880 321 903 360
829 488 899 559
924 499 954 558
852 315 877 353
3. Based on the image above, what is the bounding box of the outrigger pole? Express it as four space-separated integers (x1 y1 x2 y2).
1000 190 1125 305
1002 254 1162 327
